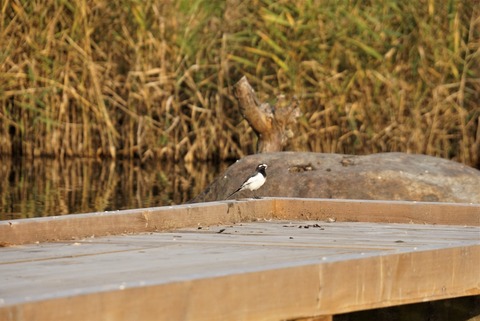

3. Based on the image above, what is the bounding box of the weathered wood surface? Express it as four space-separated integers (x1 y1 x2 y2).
0 199 479 321
1 222 479 319
234 76 301 153
1 198 479 246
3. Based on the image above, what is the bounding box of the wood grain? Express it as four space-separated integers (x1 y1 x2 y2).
273 198 480 226
1 199 478 246
1 220 479 321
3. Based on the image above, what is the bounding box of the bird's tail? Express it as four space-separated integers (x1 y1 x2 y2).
226 187 242 200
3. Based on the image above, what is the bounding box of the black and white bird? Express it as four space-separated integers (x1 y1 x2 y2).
227 163 268 199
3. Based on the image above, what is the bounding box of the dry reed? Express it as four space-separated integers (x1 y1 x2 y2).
1 0 479 167
0 157 227 219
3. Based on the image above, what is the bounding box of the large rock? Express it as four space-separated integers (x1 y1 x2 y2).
190 152 480 204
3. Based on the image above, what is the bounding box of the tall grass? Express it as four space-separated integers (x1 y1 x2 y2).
0 157 227 219
1 0 479 167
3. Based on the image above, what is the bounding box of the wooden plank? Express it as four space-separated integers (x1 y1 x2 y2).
0 199 275 245
1 199 479 246
1 221 479 321
293 317 333 321
273 198 480 226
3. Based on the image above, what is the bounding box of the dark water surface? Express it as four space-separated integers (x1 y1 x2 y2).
0 157 229 220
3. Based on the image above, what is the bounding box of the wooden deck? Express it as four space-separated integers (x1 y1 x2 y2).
0 198 479 321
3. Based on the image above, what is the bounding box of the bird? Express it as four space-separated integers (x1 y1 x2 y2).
226 163 268 199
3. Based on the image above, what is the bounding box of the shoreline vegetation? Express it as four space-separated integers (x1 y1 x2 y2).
0 157 229 220
1 0 479 167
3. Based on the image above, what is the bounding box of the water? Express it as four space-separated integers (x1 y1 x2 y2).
0 157 229 220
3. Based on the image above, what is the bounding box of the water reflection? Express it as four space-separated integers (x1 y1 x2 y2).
0 157 229 220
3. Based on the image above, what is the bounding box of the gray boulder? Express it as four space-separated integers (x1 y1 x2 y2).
191 152 480 203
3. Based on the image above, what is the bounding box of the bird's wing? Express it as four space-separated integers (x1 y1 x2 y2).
241 174 258 189
226 174 256 199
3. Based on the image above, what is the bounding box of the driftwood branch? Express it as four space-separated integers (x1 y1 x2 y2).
234 76 301 153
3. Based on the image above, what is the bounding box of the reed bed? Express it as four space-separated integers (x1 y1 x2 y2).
1 0 479 167
0 157 227 219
